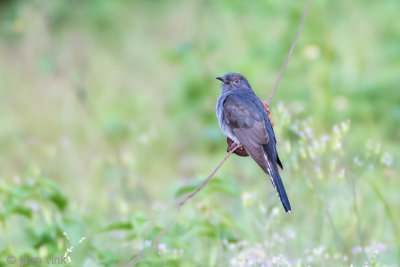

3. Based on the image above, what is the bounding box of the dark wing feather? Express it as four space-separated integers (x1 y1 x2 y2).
223 94 270 173
232 124 269 174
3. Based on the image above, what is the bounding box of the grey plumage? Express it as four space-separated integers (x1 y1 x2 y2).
216 73 291 213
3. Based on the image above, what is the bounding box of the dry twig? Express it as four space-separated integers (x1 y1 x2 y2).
177 143 242 208
151 143 241 250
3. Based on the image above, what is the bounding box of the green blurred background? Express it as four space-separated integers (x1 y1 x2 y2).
0 0 399 266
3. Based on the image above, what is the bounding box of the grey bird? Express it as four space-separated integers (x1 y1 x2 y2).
216 73 291 213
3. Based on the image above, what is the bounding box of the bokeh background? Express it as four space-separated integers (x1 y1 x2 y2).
0 0 399 266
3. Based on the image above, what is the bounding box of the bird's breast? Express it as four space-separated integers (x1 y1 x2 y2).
216 94 239 144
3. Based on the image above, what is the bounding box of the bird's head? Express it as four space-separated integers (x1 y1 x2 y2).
216 73 252 92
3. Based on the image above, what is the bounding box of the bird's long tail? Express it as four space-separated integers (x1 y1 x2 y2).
265 161 291 213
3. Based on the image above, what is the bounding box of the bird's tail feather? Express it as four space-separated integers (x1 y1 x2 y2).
266 162 291 213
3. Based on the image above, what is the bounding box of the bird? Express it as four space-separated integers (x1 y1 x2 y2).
216 72 291 213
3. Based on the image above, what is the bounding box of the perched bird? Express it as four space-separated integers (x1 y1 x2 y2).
216 73 291 213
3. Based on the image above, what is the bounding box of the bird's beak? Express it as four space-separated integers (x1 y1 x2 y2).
216 77 228 83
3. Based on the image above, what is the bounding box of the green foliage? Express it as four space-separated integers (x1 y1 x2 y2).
0 0 399 266
102 221 134 232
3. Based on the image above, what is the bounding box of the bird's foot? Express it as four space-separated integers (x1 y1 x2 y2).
227 137 249 157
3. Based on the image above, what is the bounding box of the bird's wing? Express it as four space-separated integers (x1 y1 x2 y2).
223 94 270 173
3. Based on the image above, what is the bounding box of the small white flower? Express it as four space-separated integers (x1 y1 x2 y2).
377 242 387 252
241 192 257 206
340 120 350 133
285 230 296 239
333 124 341 136
353 156 363 167
337 168 345 182
144 240 151 248
228 243 236 250
321 134 330 143
381 152 393 166
271 207 280 216
303 44 321 60
351 246 363 254
305 127 313 139
158 243 167 251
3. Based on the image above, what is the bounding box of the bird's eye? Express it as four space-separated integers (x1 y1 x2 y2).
233 79 240 84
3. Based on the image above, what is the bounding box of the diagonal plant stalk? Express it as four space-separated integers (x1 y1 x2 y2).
177 143 242 208
268 0 312 106
151 143 241 251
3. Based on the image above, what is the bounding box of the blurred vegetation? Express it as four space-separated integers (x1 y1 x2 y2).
0 0 399 266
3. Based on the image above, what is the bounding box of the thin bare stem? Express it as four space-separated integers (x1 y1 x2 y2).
268 0 312 105
178 143 241 208
151 143 241 250
151 208 180 251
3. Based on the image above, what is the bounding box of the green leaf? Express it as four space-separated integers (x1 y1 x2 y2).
192 220 217 239
124 232 137 241
46 192 68 211
175 178 239 198
38 179 68 210
103 221 133 232
11 205 33 218
98 250 121 266
174 184 198 198
206 178 238 196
